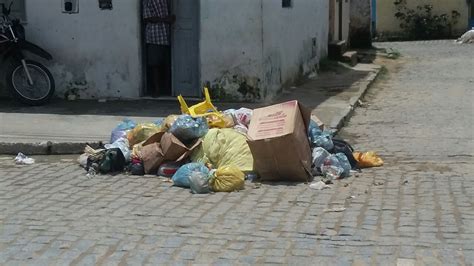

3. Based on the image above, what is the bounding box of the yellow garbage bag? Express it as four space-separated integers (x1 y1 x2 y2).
353 151 384 168
205 113 235 129
191 128 254 171
209 166 245 192
127 123 161 147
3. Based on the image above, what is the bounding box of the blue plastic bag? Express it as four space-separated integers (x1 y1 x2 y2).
322 153 351 179
308 121 334 150
110 119 137 143
335 153 351 177
169 115 209 142
172 163 210 188
154 118 165 127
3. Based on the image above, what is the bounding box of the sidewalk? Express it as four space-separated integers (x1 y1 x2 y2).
0 63 381 155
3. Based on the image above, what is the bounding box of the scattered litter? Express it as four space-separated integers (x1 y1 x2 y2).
346 195 355 199
403 180 409 185
373 181 384 186
353 151 384 168
14 153 35 165
324 207 346 212
309 181 331 190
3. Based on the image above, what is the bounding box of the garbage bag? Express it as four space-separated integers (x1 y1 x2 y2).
169 115 209 142
105 138 131 162
209 166 245 192
161 115 179 132
308 122 334 150
335 153 351 177
205 113 234 129
157 162 183 177
321 154 350 180
128 123 162 147
98 148 126 174
321 165 345 181
190 128 254 171
234 108 253 127
312 147 331 174
189 170 211 194
110 119 136 144
224 108 252 133
353 151 384 168
330 139 358 169
171 163 210 188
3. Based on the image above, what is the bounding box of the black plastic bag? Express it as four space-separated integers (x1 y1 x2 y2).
329 139 359 170
99 148 126 174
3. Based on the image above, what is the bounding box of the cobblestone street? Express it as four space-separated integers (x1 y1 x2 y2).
0 40 473 265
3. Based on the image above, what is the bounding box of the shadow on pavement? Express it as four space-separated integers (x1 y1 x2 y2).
0 59 372 118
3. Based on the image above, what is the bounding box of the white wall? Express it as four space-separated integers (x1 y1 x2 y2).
24 0 142 99
200 0 328 101
262 0 329 97
199 0 264 100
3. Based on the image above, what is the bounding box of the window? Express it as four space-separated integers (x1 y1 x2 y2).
282 0 292 8
0 0 26 21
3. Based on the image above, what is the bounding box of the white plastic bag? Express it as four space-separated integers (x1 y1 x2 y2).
457 29 474 44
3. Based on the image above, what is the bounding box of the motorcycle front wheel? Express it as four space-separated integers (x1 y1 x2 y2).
7 60 55 106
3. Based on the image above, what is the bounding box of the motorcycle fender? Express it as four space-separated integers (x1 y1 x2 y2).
18 40 53 60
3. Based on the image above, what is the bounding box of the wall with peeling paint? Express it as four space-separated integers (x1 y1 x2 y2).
200 0 329 101
23 0 142 99
199 0 264 101
262 0 329 97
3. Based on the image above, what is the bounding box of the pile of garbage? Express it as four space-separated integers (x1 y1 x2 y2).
78 88 383 193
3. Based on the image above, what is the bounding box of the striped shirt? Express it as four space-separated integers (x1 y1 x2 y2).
143 0 170 45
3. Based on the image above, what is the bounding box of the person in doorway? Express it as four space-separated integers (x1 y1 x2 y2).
143 0 175 97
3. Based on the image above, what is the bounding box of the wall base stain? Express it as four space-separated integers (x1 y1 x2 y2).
206 72 262 102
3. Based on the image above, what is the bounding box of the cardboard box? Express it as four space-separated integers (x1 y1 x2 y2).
247 100 312 182
141 132 201 174
140 142 164 174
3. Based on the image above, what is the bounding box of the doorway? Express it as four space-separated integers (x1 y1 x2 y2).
470 1 474 28
142 0 200 98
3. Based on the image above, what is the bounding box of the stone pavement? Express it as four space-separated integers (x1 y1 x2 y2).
0 40 473 265
0 63 380 155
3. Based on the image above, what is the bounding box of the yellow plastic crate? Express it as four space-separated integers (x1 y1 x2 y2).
178 87 219 116
177 88 227 128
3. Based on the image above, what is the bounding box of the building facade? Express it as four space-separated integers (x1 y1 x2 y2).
374 0 471 36
0 0 329 101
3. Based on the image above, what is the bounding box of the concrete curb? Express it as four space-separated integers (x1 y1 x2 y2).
0 67 381 156
0 141 104 156
328 69 381 132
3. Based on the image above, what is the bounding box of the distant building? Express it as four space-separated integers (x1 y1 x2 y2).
373 0 472 37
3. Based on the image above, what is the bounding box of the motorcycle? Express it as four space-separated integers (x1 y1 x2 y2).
0 1 55 105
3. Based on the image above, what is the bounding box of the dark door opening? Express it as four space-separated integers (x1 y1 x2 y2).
142 0 173 97
141 0 200 98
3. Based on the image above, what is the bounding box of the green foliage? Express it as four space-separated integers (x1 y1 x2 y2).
393 0 460 40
